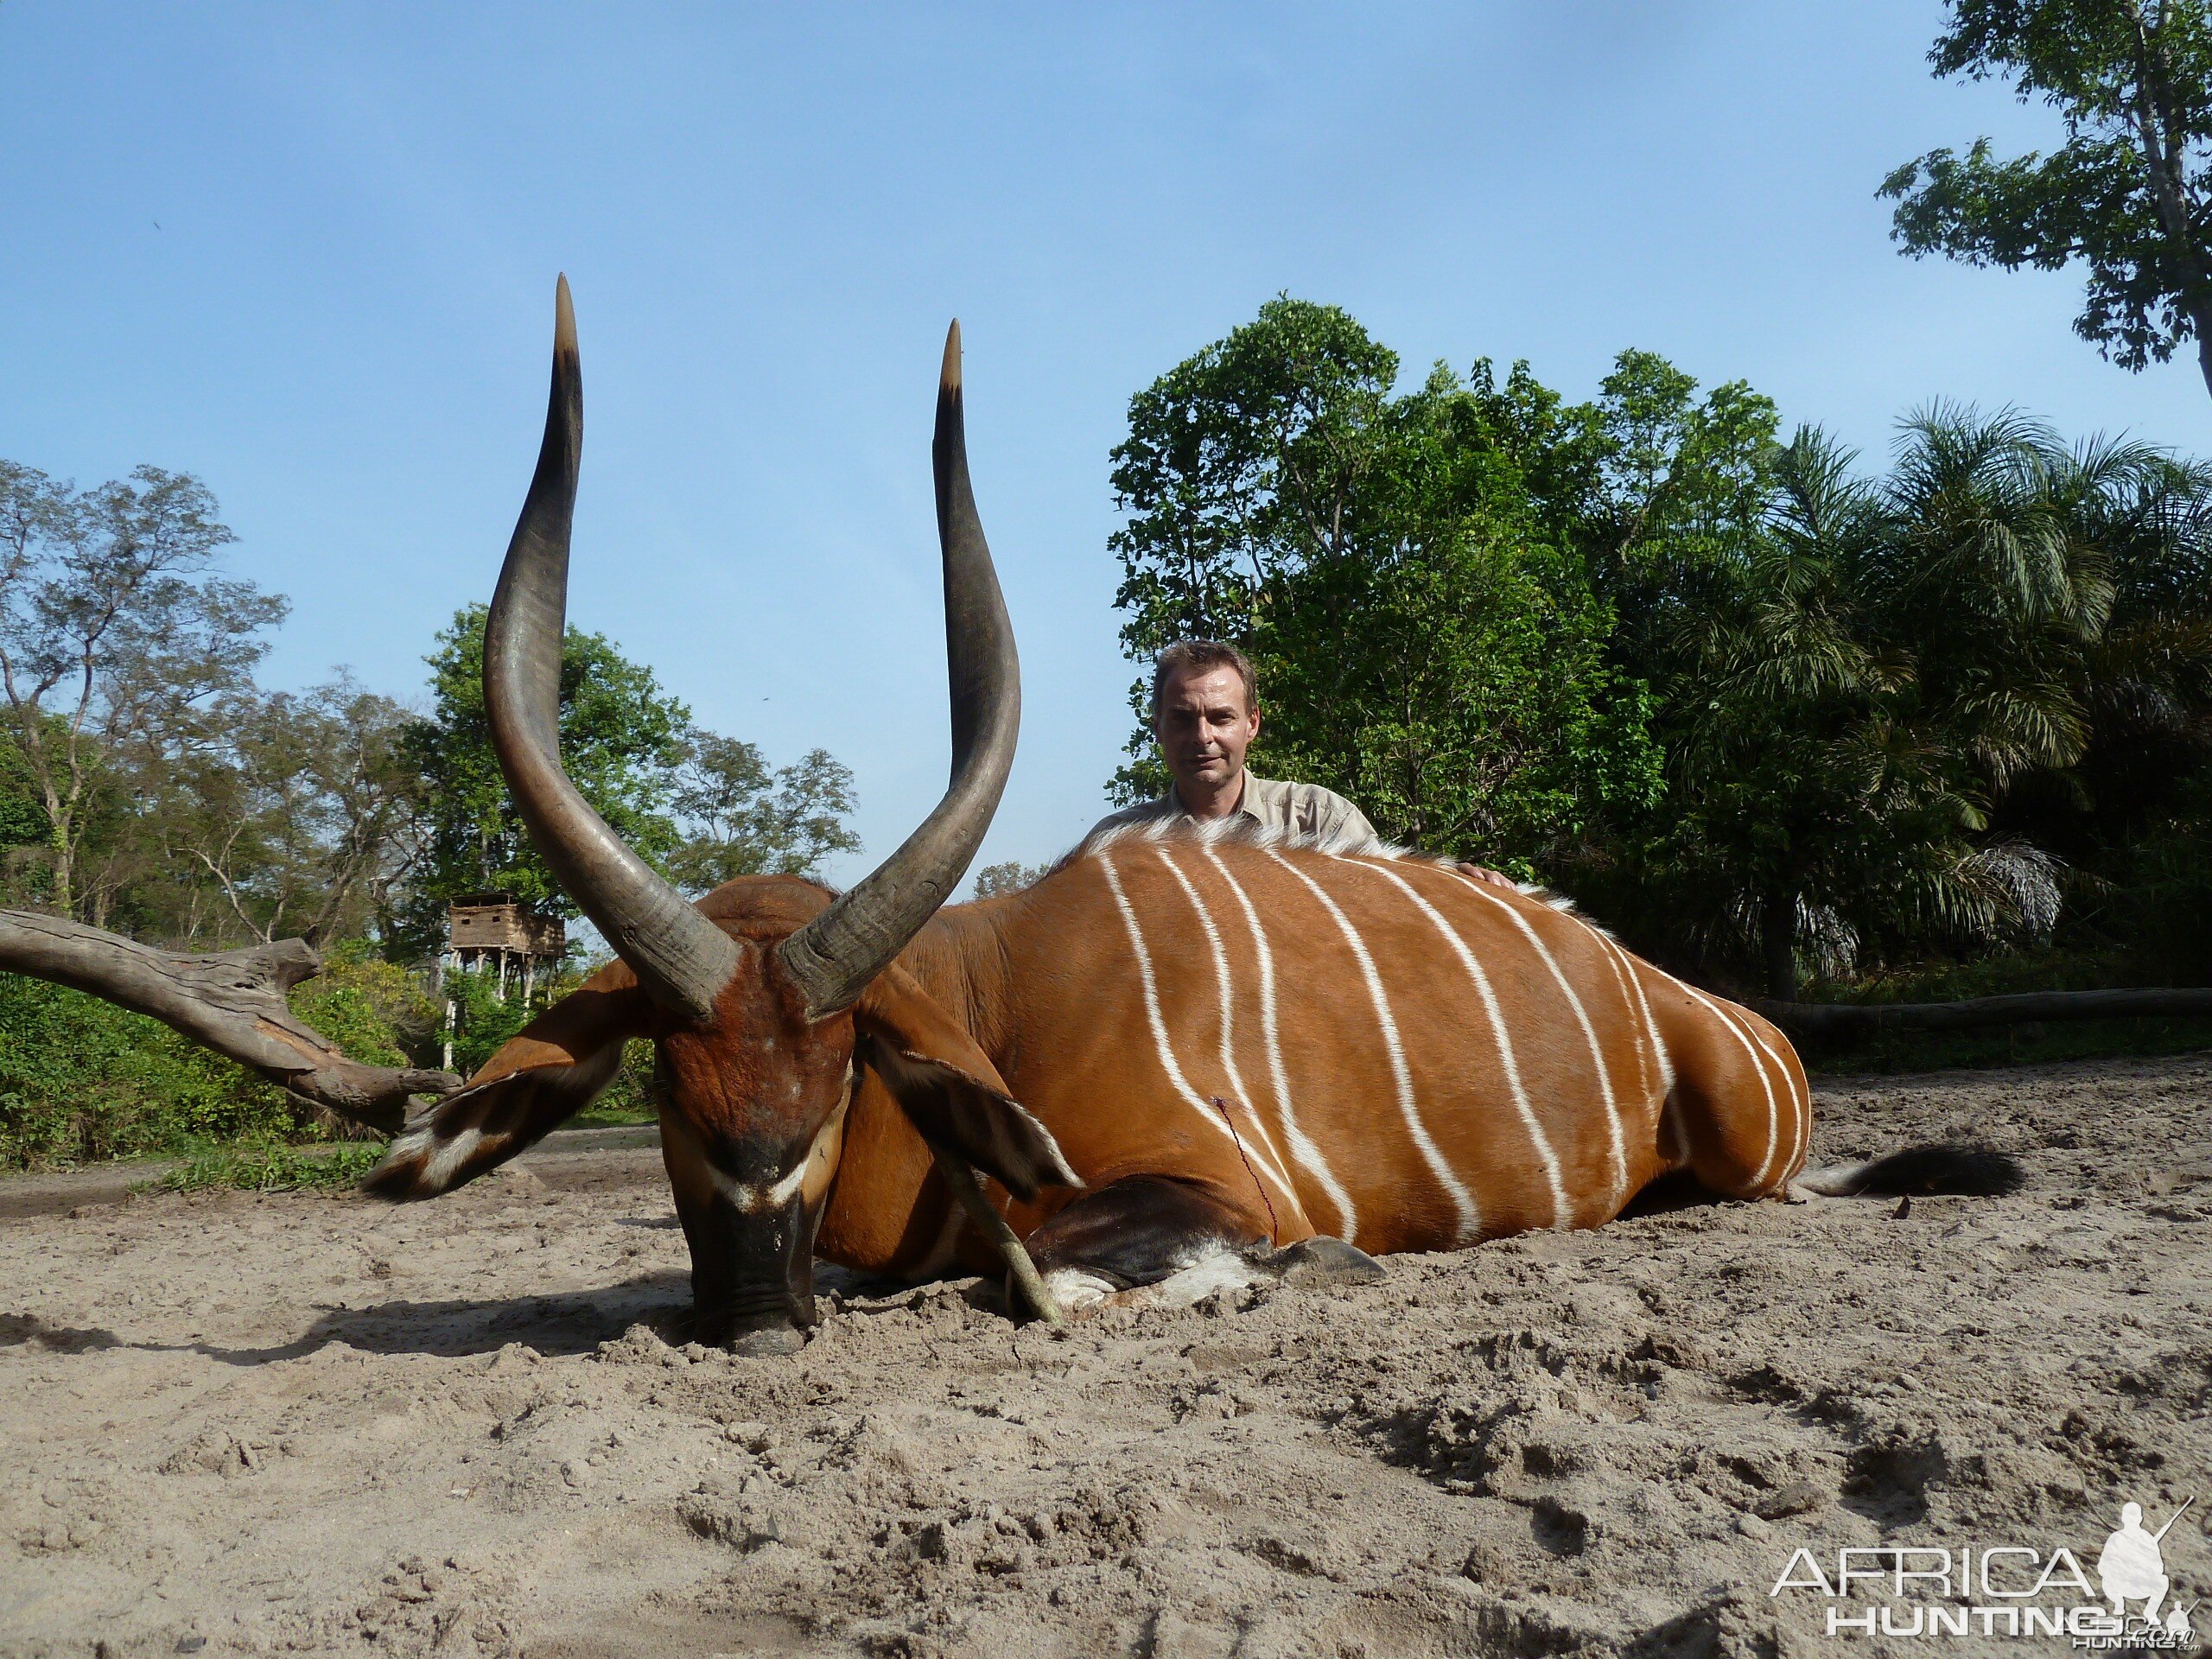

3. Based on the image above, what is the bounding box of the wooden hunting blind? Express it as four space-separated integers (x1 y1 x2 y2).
439 896 566 1067
445 895 565 960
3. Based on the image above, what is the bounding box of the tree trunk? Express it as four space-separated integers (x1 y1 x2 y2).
46 813 72 920
2121 5 2212 402
0 909 460 1135
1760 894 1798 1001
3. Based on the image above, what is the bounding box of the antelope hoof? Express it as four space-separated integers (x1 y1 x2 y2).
1256 1236 1386 1287
724 1325 805 1358
1039 1268 1118 1313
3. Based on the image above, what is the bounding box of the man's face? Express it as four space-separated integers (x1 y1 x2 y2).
1153 665 1260 798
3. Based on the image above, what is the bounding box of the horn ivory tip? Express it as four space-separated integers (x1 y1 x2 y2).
940 319 961 394
554 274 577 359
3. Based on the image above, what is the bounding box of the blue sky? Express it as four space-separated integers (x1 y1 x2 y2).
3 3 2206 887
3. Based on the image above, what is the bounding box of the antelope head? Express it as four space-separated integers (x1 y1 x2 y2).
369 281 1076 1351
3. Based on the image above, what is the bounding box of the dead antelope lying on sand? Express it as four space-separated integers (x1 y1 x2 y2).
369 283 2021 1351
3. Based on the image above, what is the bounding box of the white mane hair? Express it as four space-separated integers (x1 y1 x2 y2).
1047 812 1586 918
1072 811 1413 862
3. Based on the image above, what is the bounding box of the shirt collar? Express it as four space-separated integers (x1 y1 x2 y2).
1164 772 1268 819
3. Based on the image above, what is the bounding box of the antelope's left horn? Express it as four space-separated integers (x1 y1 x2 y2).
778 321 1020 1018
483 276 741 1021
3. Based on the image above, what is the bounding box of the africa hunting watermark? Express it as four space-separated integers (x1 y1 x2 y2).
1768 1497 2196 1647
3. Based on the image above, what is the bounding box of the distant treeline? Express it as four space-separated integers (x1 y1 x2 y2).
1109 300 2212 1002
0 460 859 1164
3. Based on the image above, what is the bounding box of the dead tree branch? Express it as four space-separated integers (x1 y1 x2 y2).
0 908 460 1135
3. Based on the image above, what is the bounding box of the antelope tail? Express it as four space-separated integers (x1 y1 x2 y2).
1794 1144 2024 1198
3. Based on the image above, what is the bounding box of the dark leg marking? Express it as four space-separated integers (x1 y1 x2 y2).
1026 1175 1268 1292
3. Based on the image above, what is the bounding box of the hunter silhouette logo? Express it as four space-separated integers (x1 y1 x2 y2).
2099 1499 2189 1624
1767 1493 2199 1644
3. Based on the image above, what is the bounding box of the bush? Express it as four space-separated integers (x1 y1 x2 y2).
153 1140 386 1193
0 938 442 1170
292 943 440 1069
0 977 293 1167
2104 777 2212 985
577 1039 657 1127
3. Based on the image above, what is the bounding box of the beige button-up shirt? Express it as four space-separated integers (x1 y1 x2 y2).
1087 772 1382 851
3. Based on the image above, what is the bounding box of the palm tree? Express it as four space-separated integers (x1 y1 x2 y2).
1658 426 1947 997
1637 410 2201 997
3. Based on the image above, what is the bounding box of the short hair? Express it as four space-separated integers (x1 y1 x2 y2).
1150 639 1257 721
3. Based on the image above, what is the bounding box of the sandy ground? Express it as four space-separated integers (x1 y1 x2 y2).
1 1054 2207 1659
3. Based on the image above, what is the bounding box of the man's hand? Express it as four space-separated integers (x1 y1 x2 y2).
1457 861 1516 890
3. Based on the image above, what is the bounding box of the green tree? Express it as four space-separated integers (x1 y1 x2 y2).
972 860 1050 898
397 606 864 957
1108 299 1659 867
121 677 425 949
1622 428 1989 997
397 605 693 957
1105 305 2212 996
1618 409 2212 996
665 734 861 893
1881 0 2212 398
0 461 285 920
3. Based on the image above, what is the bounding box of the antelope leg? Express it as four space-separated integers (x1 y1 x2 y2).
930 1146 1064 1325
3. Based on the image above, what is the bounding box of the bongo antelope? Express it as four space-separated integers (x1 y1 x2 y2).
369 283 2017 1351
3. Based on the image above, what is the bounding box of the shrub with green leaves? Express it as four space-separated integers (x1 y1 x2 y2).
0 942 442 1169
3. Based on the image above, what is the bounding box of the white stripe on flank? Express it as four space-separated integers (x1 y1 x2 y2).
1096 855 1300 1207
1268 851 1482 1244
1746 1015 1805 1179
1593 938 1653 1106
1675 982 1781 1189
1199 844 1358 1239
1722 1003 1804 1181
1350 859 1567 1230
1597 936 1672 1112
1592 933 1687 1163
1152 848 1301 1215
1436 868 1630 1204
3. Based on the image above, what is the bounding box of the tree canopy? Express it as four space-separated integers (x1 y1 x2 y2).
394 604 861 958
1882 0 2212 397
0 461 287 922
1111 300 2212 997
1109 298 1661 872
0 472 867 971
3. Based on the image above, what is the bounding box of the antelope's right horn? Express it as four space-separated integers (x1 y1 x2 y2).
482 276 742 1022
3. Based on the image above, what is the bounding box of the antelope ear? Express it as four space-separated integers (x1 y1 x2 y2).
364 962 652 1200
853 964 1080 1201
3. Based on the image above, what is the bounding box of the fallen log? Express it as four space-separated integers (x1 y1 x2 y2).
1755 987 2212 1039
0 909 461 1135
